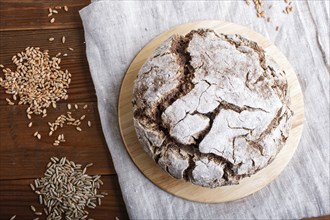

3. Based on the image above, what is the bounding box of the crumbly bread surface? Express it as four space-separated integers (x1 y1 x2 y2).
133 29 292 188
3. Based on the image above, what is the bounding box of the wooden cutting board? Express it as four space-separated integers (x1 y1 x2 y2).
117 20 304 203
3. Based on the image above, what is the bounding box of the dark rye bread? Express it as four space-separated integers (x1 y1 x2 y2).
132 29 293 188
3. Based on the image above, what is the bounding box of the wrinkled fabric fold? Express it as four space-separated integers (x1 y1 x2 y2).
79 1 330 219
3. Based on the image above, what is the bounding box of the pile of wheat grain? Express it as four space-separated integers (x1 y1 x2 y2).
0 47 71 117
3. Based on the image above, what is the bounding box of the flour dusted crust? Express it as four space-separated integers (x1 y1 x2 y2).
132 29 293 188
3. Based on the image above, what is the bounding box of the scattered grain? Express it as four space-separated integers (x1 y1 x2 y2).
30 205 36 212
30 183 35 191
49 37 55 42
28 122 33 127
35 212 42 216
64 5 69 12
246 1 294 24
75 104 78 109
87 121 92 127
9 215 16 220
80 115 86 120
48 8 52 13
6 98 14 105
50 18 55 23
86 163 93 168
37 133 41 140
63 53 68 57
67 103 71 110
34 131 39 137
52 10 58 14
68 47 74 51
0 64 4 68
83 104 88 109
39 195 43 204
62 36 66 44
55 6 62 9
55 52 61 57
76 127 82 132
285 5 294 14
259 10 265 17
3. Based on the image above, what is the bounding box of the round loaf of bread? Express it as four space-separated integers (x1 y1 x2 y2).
132 29 293 188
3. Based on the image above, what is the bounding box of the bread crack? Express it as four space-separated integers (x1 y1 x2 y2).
182 154 195 181
221 100 268 113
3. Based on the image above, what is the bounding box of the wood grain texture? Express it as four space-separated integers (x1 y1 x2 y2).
0 175 129 220
0 103 116 179
0 0 128 218
0 0 89 31
306 216 330 220
118 20 305 203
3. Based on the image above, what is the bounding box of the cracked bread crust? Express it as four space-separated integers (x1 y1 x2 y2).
132 29 293 188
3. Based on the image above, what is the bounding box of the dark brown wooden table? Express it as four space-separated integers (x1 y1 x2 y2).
0 1 328 220
0 1 128 219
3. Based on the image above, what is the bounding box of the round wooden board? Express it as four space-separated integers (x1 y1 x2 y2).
118 20 304 203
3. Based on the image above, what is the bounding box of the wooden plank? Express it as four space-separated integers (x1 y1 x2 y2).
0 0 90 31
0 103 116 179
0 175 129 220
306 217 330 220
0 28 97 106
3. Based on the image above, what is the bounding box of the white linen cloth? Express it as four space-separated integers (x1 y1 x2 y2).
79 1 330 219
